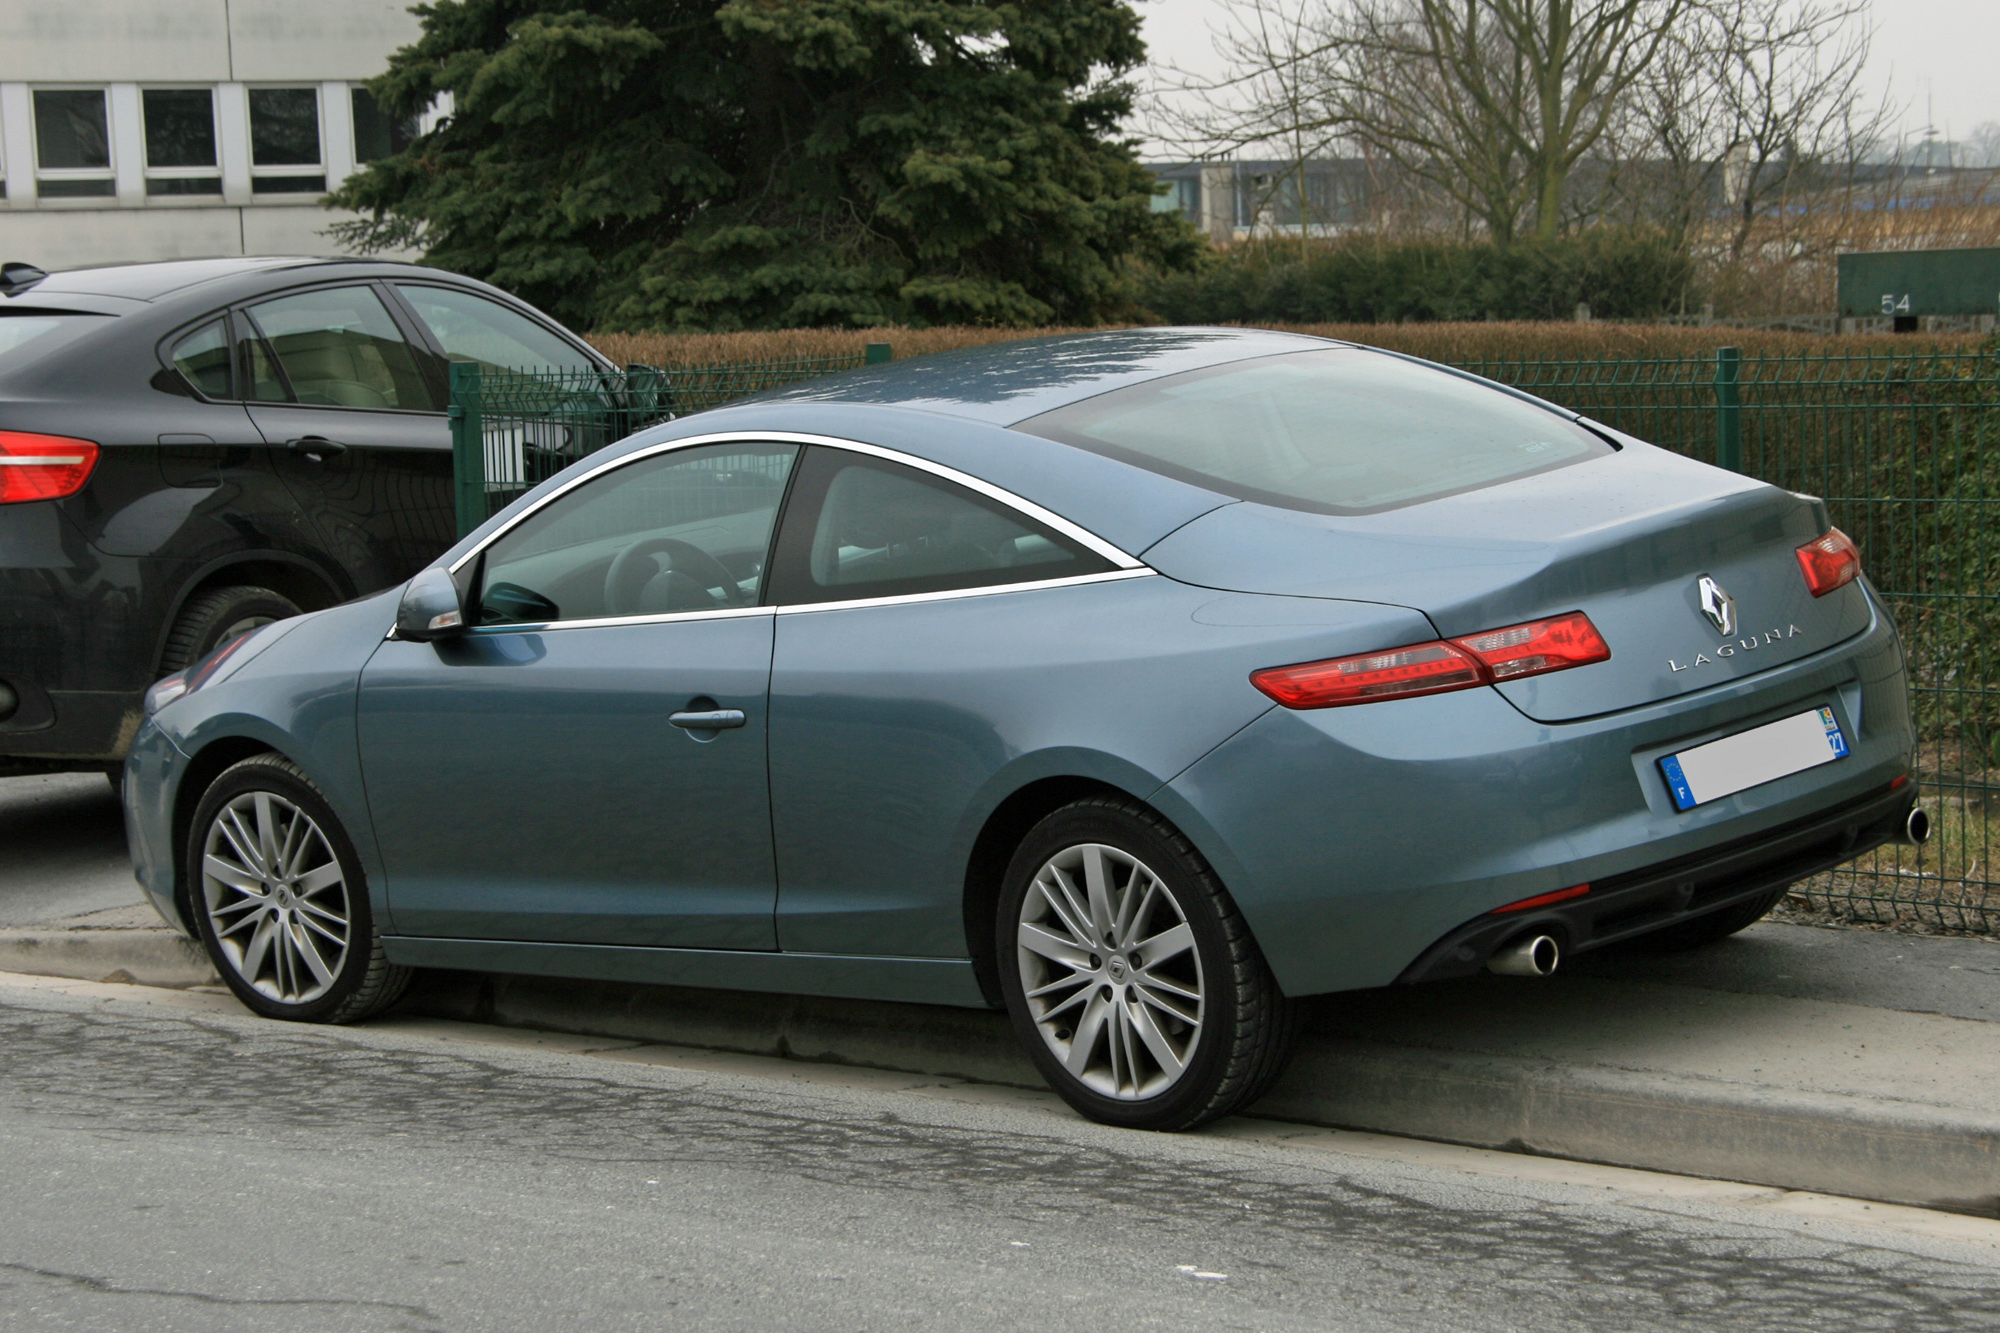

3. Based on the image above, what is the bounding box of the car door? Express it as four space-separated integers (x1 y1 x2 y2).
86 315 321 562
237 283 455 593
357 440 799 949
763 446 1123 957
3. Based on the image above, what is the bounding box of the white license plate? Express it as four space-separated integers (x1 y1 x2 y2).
1659 707 1849 811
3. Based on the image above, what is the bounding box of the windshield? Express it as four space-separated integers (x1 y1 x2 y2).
1016 348 1612 515
0 313 113 375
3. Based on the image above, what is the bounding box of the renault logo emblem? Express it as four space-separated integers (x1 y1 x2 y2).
1696 576 1737 637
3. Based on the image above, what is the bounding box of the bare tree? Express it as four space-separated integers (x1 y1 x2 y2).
1155 0 1693 244
1697 0 1885 261
1963 121 2000 169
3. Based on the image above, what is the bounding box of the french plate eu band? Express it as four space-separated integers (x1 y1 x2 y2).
1658 707 1850 812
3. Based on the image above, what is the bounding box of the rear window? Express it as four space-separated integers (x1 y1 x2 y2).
0 313 112 375
1016 348 1612 515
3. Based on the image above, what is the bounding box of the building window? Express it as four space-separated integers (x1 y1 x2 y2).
33 89 115 198
248 87 325 194
351 88 416 164
143 89 222 197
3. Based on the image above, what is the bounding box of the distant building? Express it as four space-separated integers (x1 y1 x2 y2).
1146 160 1378 242
0 0 433 268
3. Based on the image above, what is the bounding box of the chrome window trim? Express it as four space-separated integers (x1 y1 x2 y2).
464 604 773 636
774 567 1156 617
453 568 1158 636
446 430 1147 580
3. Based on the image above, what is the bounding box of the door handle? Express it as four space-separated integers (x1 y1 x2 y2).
668 709 746 730
286 435 348 462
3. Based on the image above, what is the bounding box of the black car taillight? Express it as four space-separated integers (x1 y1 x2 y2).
0 431 99 504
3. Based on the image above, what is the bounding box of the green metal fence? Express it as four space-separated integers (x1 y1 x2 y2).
447 345 886 535
449 339 2000 936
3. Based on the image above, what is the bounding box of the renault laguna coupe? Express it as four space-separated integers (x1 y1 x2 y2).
124 328 1922 1130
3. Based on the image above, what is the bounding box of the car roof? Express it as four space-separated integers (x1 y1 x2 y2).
750 326 1347 425
13 256 411 303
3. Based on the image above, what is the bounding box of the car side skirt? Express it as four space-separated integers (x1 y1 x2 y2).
380 937 992 1009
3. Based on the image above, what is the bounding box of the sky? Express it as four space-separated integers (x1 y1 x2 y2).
1130 0 2000 156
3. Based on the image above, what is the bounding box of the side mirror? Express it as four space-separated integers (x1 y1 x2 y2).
395 566 469 642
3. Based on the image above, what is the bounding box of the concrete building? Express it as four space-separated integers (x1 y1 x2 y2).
0 0 430 268
1146 160 1379 243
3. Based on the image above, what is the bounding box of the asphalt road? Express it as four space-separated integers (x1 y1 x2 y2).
0 773 140 926
4 977 1999 1332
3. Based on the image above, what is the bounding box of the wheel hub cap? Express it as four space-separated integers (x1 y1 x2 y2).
1015 842 1203 1100
199 790 351 1005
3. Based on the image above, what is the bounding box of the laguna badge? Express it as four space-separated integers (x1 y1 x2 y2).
1670 575 1802 672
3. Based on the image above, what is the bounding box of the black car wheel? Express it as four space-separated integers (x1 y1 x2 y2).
160 585 301 674
187 754 410 1023
998 796 1300 1131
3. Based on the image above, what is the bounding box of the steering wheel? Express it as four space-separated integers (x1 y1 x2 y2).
603 537 741 616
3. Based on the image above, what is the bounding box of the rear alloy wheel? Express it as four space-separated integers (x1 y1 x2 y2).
188 754 409 1023
160 585 301 674
999 797 1299 1131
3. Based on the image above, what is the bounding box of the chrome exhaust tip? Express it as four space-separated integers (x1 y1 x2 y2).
1898 806 1931 846
1487 934 1561 977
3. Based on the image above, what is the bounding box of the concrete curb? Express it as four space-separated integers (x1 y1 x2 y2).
0 927 217 989
1263 1040 2000 1217
9 930 1996 1216
401 970 2000 1217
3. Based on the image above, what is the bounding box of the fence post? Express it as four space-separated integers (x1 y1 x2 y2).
449 362 486 538
865 342 892 365
1713 346 1742 472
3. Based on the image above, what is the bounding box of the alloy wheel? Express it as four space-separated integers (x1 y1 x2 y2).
200 790 352 1004
1015 842 1204 1099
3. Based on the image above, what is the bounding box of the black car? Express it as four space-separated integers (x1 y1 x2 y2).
0 256 614 776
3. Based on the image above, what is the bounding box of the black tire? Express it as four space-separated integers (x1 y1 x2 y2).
160 585 301 674
1640 884 1790 951
997 796 1300 1131
186 754 411 1023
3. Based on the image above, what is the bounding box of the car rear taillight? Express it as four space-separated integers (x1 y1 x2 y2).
0 431 99 504
1452 612 1613 680
1249 641 1486 708
1796 528 1861 597
1250 612 1611 709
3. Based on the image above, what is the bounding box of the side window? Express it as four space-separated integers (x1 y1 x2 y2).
242 286 436 410
767 450 1113 606
169 320 231 397
394 284 596 374
475 443 799 626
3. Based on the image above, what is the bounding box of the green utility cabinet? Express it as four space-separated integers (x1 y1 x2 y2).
1837 247 2000 321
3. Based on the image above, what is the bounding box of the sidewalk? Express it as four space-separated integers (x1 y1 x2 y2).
4 901 1995 1215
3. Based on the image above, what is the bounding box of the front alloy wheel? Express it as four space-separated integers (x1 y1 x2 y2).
201 788 350 1005
188 754 410 1023
999 797 1299 1131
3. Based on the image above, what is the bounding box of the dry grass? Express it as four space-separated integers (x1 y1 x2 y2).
586 321 1990 370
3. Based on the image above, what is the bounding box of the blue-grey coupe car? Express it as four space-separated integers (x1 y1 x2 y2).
124 328 1923 1130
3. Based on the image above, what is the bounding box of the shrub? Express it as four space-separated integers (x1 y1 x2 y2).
1136 231 1700 325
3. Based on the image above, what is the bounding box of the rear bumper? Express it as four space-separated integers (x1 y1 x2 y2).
1396 780 1916 983
1160 588 1915 997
